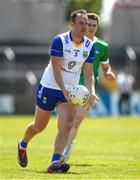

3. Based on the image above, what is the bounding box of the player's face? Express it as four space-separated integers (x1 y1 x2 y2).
87 19 98 37
72 14 88 38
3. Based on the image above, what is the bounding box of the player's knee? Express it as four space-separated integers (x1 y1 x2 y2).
76 110 87 121
73 119 81 128
62 121 73 133
65 124 72 132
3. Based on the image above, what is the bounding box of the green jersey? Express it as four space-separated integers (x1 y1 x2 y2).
79 36 109 90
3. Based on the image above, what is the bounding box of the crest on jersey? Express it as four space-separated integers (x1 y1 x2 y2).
83 51 88 59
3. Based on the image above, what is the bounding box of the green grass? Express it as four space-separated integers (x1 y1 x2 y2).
0 115 140 179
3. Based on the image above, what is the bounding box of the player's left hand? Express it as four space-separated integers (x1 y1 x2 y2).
104 71 116 80
92 94 99 102
85 94 99 108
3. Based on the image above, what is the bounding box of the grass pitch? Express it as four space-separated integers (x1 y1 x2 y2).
0 115 140 179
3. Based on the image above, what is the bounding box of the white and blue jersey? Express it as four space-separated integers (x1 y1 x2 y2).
37 31 94 111
40 31 94 90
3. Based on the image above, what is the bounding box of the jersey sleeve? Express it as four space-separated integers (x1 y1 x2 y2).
100 43 109 64
85 45 94 63
50 36 63 57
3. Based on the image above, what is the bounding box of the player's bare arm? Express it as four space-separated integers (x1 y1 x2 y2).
83 62 99 106
101 63 116 80
83 62 93 94
51 56 69 101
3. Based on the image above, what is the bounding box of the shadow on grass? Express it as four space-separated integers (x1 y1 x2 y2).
22 169 46 174
23 169 88 175
70 163 107 167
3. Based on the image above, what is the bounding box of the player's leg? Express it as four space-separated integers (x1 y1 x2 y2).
23 106 51 143
47 102 76 173
61 103 90 163
55 102 76 154
18 85 59 168
18 105 51 167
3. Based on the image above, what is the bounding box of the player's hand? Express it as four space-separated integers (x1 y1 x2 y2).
62 90 70 102
85 94 99 108
62 89 75 105
92 94 99 102
104 71 116 80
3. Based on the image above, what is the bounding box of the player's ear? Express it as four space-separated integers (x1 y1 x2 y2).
70 21 74 28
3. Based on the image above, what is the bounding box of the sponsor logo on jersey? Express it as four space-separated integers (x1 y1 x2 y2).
65 49 71 53
68 61 76 69
61 67 77 74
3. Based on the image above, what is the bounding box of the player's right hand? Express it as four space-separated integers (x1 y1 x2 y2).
62 89 75 105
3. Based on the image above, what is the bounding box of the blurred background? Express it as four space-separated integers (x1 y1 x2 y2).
0 0 140 116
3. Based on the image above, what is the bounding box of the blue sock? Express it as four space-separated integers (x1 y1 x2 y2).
51 154 61 162
20 139 27 148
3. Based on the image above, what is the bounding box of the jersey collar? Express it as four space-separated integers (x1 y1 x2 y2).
69 31 84 44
